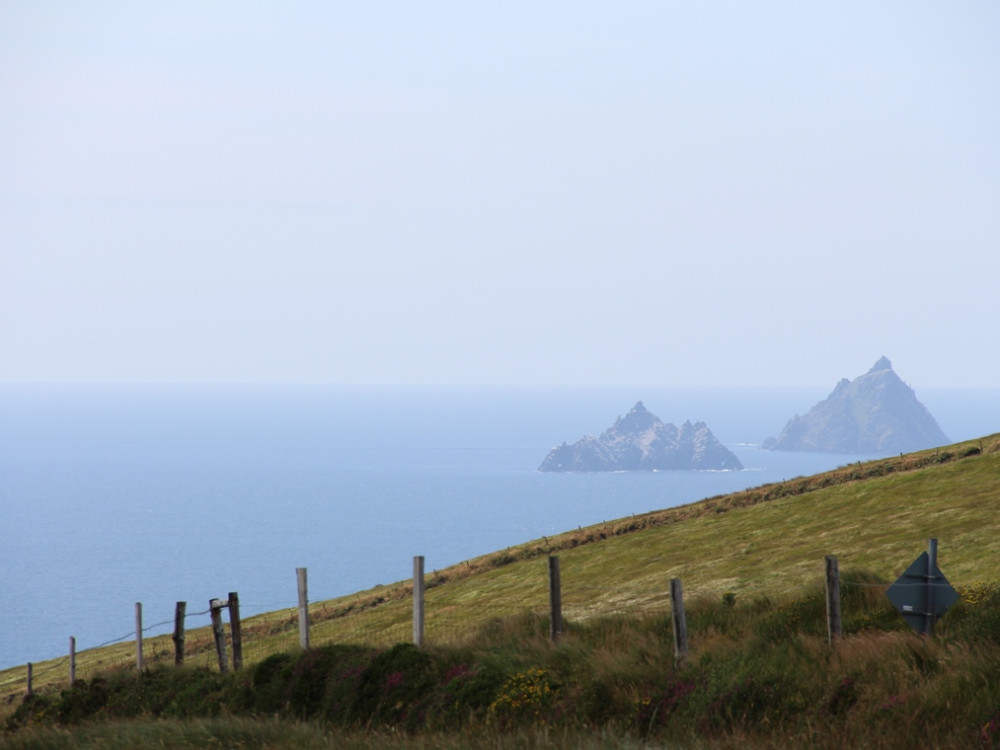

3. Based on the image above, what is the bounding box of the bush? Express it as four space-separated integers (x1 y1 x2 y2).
56 678 110 724
488 668 558 729
427 660 506 728
158 668 233 719
351 643 439 729
285 646 369 720
5 693 57 732
246 652 294 714
939 582 1000 644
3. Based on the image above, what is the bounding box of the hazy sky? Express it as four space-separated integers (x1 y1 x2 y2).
3 2 998 387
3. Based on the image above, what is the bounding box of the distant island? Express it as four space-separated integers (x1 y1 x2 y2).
539 401 743 472
762 356 949 454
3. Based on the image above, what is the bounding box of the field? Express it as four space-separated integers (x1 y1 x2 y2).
3 435 1000 748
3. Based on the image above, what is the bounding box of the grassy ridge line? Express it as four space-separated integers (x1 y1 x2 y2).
3 434 998 707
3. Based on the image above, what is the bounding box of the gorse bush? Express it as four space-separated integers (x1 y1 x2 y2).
488 668 557 728
938 581 1000 646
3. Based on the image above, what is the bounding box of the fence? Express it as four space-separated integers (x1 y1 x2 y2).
0 540 955 700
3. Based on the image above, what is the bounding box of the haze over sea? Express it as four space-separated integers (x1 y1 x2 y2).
2 384 997 670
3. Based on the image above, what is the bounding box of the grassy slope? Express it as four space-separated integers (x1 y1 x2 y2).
3 434 999 706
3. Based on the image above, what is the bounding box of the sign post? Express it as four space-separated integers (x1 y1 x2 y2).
886 538 959 635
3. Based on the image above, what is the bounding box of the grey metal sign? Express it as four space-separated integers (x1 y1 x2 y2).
886 539 959 635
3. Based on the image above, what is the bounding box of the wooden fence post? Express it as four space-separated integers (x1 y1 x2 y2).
825 555 842 644
210 599 229 672
69 636 76 686
173 601 186 665
135 602 144 672
297 568 310 650
26 663 33 697
925 538 938 636
228 592 243 671
670 578 688 666
413 556 425 647
548 556 563 644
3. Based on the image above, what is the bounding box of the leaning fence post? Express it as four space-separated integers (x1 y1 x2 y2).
825 555 842 644
210 598 229 673
413 555 425 647
670 578 688 666
26 663 33 697
228 592 243 671
135 602 144 672
173 601 186 665
297 568 310 650
69 636 76 686
549 556 563 644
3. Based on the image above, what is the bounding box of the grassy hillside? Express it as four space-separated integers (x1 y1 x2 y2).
4 435 999 696
3 434 1000 747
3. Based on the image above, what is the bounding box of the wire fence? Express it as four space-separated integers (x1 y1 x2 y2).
1 547 963 702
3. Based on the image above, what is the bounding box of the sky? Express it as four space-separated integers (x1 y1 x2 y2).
2 2 999 387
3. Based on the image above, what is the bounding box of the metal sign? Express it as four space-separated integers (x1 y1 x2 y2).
886 539 959 635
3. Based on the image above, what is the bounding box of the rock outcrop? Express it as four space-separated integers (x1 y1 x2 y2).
539 401 743 472
762 357 949 455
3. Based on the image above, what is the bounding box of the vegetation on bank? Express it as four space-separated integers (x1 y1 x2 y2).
6 574 1000 748
3 434 1000 748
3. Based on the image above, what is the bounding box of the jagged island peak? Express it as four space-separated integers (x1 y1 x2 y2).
539 401 743 472
762 356 949 455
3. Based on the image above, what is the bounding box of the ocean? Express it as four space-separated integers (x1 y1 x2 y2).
1 383 997 670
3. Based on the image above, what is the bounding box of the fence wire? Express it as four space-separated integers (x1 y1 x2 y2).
2 562 982 700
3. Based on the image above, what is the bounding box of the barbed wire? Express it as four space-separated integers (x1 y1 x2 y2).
4 566 983 697
238 602 298 611
140 618 175 634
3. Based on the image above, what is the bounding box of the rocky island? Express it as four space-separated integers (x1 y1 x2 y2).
539 401 743 472
762 356 949 455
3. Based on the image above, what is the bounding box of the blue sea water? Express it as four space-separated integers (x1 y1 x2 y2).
1 383 997 670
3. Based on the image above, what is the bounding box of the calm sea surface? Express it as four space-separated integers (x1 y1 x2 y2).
1 384 997 669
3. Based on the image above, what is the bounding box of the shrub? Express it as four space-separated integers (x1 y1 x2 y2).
429 660 506 728
246 652 294 714
5 693 57 732
283 645 371 722
939 583 1000 645
489 668 558 729
55 678 110 724
352 643 439 729
158 667 233 719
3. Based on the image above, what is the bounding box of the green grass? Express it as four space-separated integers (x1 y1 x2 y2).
3 434 1000 748
0 717 656 749
6 588 1000 748
5 436 999 687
